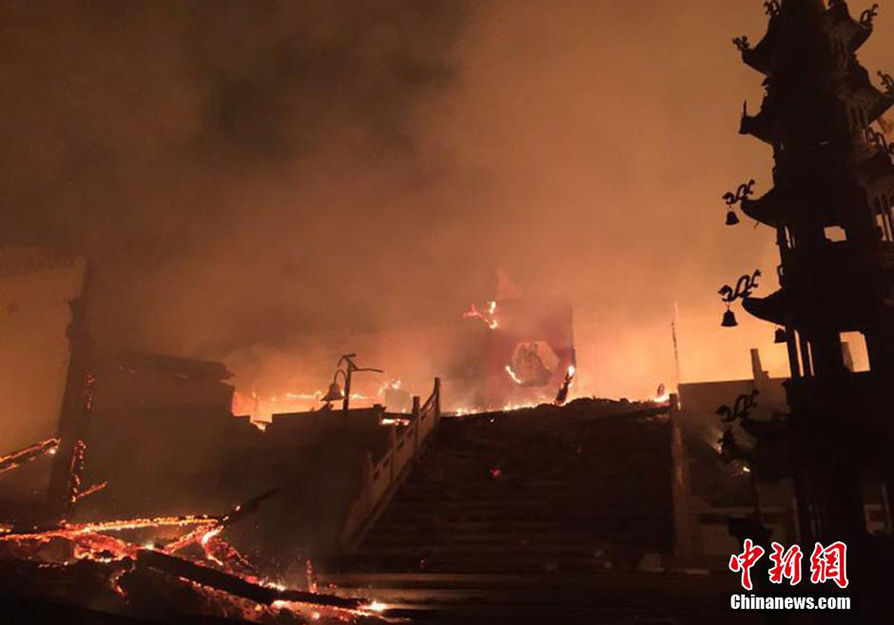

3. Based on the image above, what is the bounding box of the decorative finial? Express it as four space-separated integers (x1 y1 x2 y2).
763 1 781 18
716 389 760 424
733 36 751 53
723 179 757 207
865 126 894 156
722 179 756 227
861 4 880 28
719 270 762 305
718 270 762 328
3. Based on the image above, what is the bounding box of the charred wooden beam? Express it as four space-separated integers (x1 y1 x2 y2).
217 488 279 527
46 264 95 519
0 438 59 475
135 549 363 610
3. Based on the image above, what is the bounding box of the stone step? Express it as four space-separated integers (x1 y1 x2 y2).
373 515 668 532
352 543 620 558
371 518 637 533
415 451 670 464
363 530 671 551
335 551 656 575
368 519 670 536
350 408 675 571
313 571 744 624
379 499 670 515
397 488 670 500
363 530 602 547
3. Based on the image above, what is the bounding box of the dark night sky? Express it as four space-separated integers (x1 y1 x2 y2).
2 0 893 399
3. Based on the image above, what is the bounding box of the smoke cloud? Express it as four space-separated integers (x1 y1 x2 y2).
2 1 891 402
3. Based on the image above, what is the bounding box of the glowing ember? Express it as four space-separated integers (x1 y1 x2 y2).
380 417 411 426
284 391 324 401
233 388 373 422
452 401 543 416
463 300 499 330
200 527 222 546
504 364 524 385
66 439 89 506
0 488 386 624
502 401 539 412
651 382 671 404
303 560 315 593
0 515 219 544
361 601 388 613
554 365 577 406
72 481 107 503
0 437 60 474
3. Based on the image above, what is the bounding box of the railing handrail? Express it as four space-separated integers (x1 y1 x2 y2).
339 378 441 551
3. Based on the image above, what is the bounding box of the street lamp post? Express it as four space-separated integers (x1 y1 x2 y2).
321 353 383 412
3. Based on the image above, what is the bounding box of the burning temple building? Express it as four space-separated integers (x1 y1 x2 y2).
5 2 894 624
231 287 577 420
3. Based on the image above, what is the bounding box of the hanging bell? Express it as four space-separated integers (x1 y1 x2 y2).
721 308 739 327
774 327 788 344
321 381 344 402
725 209 740 226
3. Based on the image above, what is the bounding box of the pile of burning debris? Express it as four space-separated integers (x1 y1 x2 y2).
0 443 391 625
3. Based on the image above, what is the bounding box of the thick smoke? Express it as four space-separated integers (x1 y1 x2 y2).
2 1 891 402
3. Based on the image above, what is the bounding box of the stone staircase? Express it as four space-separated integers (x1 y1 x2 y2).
335 403 675 575
321 404 758 622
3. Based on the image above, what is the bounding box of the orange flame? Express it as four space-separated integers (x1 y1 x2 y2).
463 300 499 330
504 365 524 385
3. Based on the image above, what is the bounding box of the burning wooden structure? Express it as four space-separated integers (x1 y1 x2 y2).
455 295 576 411
0 272 425 621
1 487 392 624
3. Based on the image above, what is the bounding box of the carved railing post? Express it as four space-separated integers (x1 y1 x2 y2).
412 396 421 452
341 377 444 551
861 3 880 28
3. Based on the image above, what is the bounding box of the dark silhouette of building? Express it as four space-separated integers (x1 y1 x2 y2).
729 0 894 613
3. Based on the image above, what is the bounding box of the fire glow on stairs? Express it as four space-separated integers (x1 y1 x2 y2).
335 402 675 575
321 402 753 623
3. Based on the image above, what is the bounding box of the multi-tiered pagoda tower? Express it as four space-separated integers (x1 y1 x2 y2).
733 0 894 547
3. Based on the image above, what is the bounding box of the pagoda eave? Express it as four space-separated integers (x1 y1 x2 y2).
740 14 782 76
826 2 872 53
741 190 781 228
869 94 894 124
744 288 873 332
742 49 772 76
740 113 776 144
743 290 787 326
845 24 872 52
857 152 894 190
